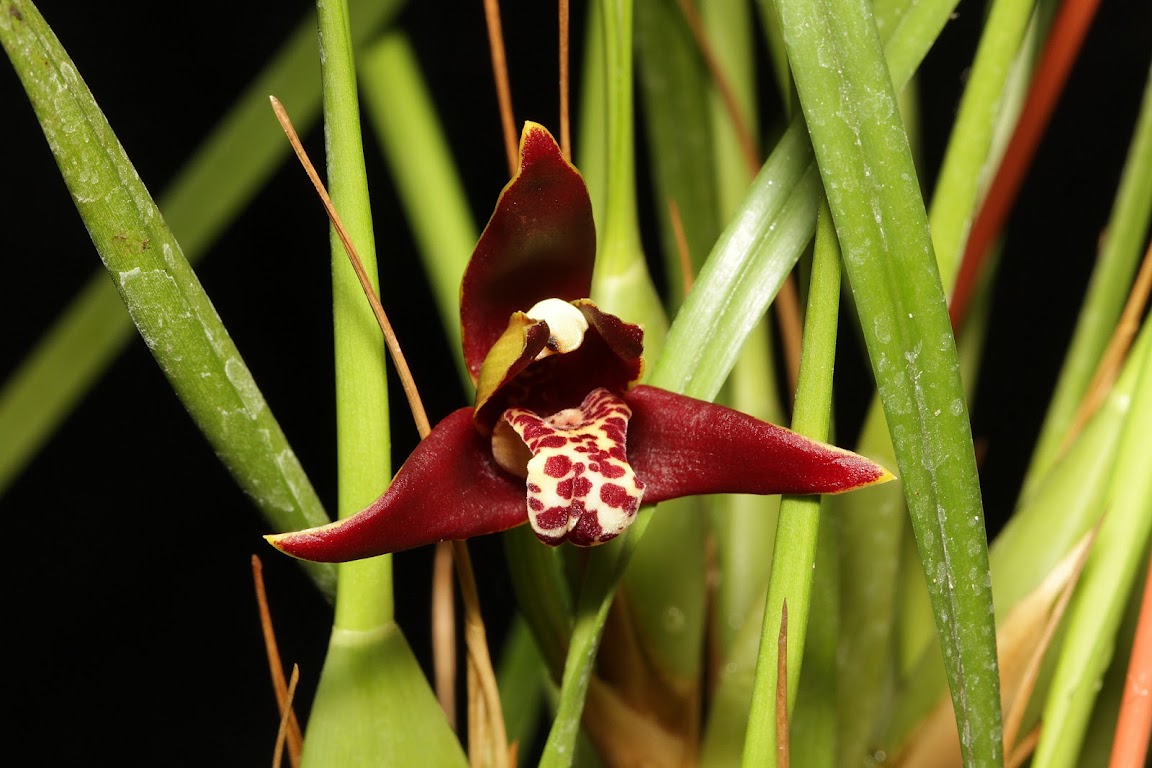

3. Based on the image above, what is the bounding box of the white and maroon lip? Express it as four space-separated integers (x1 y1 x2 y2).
499 388 644 546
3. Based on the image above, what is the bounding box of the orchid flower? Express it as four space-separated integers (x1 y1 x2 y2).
267 123 892 562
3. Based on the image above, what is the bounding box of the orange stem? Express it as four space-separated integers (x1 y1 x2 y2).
433 540 458 729
950 0 1104 328
1108 556 1152 768
1061 240 1152 452
483 0 518 175
667 198 694 297
559 0 571 161
272 665 301 768
252 555 303 767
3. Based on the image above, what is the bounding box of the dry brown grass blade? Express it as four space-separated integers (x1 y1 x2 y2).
483 0 518 176
1007 725 1041 768
893 530 1097 766
252 555 303 767
269 96 431 438
674 0 758 172
668 198 694 298
272 665 302 768
433 540 458 730
1061 239 1152 454
454 540 510 768
776 600 790 768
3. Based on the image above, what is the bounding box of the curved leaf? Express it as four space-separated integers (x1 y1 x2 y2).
0 0 336 593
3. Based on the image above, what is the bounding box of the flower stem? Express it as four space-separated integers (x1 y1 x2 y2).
317 0 392 634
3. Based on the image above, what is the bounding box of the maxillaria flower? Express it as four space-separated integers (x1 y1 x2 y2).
267 123 893 562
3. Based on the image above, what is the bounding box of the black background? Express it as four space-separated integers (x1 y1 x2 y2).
1 0 1148 763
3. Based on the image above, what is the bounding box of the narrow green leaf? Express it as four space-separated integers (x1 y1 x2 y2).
769 0 1002 764
790 516 840 768
743 201 841 765
648 120 822 401
576 0 608 227
316 0 392 632
699 0 788 687
504 524 575 676
926 0 1038 285
885 328 1149 747
1023 63 1152 497
0 0 400 505
627 0 729 706
300 2 460 764
497 616 548 765
649 0 961 403
829 398 905 764
538 531 637 767
0 0 336 593
1032 323 1152 768
589 0 668 351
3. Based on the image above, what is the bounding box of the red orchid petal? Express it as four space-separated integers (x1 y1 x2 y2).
461 122 595 383
473 313 552 434
624 385 894 500
265 408 526 562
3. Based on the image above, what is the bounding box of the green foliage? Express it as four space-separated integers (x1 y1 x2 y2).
3 0 1150 765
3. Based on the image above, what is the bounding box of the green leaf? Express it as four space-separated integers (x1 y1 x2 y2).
496 616 548 765
589 0 668 351
743 201 842 765
0 0 336 593
300 2 460 764
1032 323 1152 768
885 330 1147 746
769 0 1002 765
0 0 400 509
1023 64 1152 496
300 624 468 766
926 0 1038 286
648 120 822 402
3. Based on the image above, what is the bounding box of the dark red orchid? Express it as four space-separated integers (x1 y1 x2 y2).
267 123 892 563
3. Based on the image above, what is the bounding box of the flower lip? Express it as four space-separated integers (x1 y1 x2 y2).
504 388 645 546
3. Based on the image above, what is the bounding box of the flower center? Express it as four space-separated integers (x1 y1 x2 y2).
525 298 589 359
495 388 645 546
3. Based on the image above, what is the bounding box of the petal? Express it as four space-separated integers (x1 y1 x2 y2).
266 408 526 562
624 385 894 500
461 122 596 382
504 389 645 546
